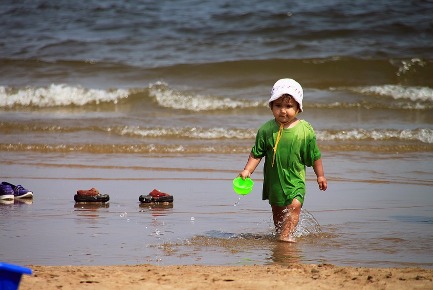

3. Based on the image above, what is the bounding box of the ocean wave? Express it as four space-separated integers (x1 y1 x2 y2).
1 81 432 111
116 125 256 139
1 121 431 144
1 56 433 95
317 128 433 144
327 84 433 110
148 82 433 111
0 82 264 111
1 141 431 154
393 58 428 77
0 122 257 139
119 126 433 144
350 85 433 102
0 143 248 154
148 82 264 111
0 84 129 108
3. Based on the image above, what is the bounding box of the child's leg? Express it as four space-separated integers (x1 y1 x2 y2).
271 204 288 233
272 199 302 243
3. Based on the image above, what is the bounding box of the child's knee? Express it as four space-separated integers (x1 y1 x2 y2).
289 198 302 212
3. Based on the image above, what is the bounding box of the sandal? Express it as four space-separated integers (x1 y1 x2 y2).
139 189 173 203
76 188 100 196
74 194 110 203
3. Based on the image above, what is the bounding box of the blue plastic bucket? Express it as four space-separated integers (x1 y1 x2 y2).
0 262 32 290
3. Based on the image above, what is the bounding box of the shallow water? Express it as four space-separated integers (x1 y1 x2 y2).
1 0 432 269
1 152 432 268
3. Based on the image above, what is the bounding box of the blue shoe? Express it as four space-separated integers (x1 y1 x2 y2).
1 182 33 199
0 183 14 200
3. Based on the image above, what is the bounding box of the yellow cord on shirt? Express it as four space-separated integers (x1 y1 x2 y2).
272 123 284 167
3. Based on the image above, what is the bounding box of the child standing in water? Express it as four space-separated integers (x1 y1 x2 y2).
239 78 327 243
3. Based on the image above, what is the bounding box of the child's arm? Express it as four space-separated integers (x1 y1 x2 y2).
239 153 261 179
313 158 327 191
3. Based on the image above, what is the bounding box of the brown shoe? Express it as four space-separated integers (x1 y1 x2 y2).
77 188 100 196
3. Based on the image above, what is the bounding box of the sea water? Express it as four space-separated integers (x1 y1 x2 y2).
1 0 432 268
0 152 432 268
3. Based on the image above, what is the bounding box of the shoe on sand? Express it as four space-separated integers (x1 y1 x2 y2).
0 183 14 200
74 194 110 203
77 188 100 196
2 182 33 199
139 189 173 203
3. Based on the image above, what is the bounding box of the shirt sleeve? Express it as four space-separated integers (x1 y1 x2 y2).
302 122 321 167
303 135 321 167
250 126 268 159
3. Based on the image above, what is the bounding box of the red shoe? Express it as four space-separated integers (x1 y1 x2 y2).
139 189 173 203
149 189 171 198
77 188 100 196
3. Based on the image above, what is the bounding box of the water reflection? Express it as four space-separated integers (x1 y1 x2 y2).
139 203 173 217
14 199 33 205
270 242 300 265
73 202 110 224
0 199 33 206
74 202 110 210
0 199 14 205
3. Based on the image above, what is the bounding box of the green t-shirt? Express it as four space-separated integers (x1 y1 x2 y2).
251 119 321 206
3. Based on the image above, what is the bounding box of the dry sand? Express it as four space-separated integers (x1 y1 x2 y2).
21 263 433 290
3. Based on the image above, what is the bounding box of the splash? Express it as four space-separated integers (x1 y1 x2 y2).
272 208 322 238
233 197 241 207
293 209 322 238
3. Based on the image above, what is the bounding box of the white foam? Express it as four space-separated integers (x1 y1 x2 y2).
395 58 426 76
148 81 263 111
0 84 129 107
114 126 433 143
354 85 433 102
117 125 256 139
317 128 433 144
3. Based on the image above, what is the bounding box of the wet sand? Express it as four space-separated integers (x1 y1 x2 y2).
21 263 433 290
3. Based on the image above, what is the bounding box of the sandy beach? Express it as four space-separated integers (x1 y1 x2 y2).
20 263 433 290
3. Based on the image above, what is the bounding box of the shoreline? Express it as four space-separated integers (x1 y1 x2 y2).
20 263 433 290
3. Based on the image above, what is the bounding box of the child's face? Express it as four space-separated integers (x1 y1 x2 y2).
270 95 299 125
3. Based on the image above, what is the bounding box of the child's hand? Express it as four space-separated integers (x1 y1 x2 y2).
239 170 251 180
317 176 327 191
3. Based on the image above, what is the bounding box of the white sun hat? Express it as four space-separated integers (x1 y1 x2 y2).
268 78 303 112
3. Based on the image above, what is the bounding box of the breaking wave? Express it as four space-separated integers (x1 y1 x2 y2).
317 128 433 144
1 81 432 111
0 84 129 107
147 82 263 111
350 85 433 102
